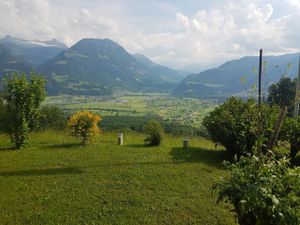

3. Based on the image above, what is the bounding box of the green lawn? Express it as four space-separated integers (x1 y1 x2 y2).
0 131 236 225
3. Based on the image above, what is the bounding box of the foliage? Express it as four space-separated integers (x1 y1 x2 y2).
100 115 207 137
1 72 46 148
203 97 278 157
279 116 300 163
267 77 296 116
38 106 67 130
0 95 5 132
144 119 164 146
67 111 101 144
212 154 300 225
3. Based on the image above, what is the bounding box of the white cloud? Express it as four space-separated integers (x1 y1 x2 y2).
134 1 300 71
0 0 299 72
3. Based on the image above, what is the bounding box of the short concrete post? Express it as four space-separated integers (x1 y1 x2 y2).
183 138 188 149
118 133 123 146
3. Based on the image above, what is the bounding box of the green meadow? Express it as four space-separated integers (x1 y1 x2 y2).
0 131 236 225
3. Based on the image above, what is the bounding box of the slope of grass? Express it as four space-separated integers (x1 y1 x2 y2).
0 131 236 225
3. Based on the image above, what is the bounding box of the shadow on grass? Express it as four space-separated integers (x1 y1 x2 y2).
43 143 83 149
170 147 231 168
126 144 148 148
0 167 83 177
0 146 19 151
84 161 181 169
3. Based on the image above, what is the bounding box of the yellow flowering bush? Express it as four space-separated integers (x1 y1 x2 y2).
67 111 101 144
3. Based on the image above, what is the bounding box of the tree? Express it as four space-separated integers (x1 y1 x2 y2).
267 77 296 116
144 120 163 146
67 111 101 145
2 73 46 148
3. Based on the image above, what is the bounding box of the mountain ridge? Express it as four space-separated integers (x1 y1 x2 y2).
174 52 300 98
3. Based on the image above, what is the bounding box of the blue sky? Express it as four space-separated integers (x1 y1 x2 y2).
0 0 299 72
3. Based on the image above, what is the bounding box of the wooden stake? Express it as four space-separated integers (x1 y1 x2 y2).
257 49 263 156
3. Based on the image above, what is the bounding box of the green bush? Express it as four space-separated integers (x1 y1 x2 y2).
144 120 163 146
38 106 67 130
213 154 300 225
280 116 300 163
203 97 278 157
100 115 207 137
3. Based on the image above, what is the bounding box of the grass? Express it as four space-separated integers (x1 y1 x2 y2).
0 131 237 225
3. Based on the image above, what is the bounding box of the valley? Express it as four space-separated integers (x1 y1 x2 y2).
43 93 217 128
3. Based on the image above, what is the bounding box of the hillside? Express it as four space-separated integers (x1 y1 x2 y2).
174 53 299 98
133 54 187 83
40 38 181 95
0 35 67 68
0 44 32 75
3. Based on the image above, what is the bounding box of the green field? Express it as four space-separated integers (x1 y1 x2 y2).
0 131 236 225
43 94 217 127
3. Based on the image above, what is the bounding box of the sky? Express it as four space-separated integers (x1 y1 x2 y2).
0 0 300 72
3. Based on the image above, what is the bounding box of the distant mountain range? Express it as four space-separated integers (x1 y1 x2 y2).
174 53 299 98
0 35 67 68
39 38 187 95
0 35 299 97
0 36 187 95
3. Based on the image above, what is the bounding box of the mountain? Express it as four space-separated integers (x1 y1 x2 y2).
133 54 187 83
0 44 32 75
39 38 181 95
0 35 67 68
174 53 300 98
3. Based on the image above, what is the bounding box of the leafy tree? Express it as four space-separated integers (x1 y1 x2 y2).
213 154 300 225
267 77 296 116
67 111 101 145
144 120 164 146
2 73 46 148
203 97 279 157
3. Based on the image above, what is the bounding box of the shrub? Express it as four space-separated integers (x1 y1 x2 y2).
144 120 163 146
100 115 206 137
212 154 300 225
203 97 278 157
38 106 67 130
279 116 300 163
67 111 101 145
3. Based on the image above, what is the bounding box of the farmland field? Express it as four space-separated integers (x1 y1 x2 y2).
43 93 217 127
0 131 236 225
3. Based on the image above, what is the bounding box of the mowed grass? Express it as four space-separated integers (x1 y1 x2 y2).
0 131 237 225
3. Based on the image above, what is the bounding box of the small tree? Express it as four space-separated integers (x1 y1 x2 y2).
67 111 101 145
144 120 163 146
268 77 296 116
2 73 46 148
